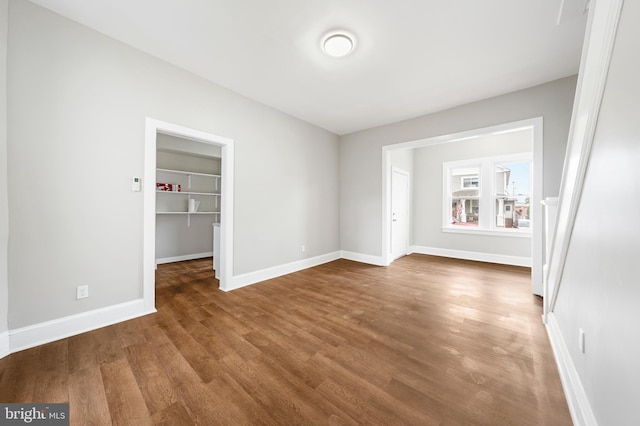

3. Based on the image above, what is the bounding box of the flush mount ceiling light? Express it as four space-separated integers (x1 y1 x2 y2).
322 31 355 57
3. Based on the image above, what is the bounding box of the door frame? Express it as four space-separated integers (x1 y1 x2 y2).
391 167 410 260
143 118 235 312
381 117 543 294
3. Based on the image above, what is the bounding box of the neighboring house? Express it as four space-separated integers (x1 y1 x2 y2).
451 170 480 225
450 166 523 228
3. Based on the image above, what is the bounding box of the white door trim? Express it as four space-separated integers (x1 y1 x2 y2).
144 118 235 310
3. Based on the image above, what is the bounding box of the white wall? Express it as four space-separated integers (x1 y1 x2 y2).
156 150 221 176
157 133 222 158
6 0 339 329
155 150 220 261
389 149 413 173
412 130 532 258
0 0 9 343
553 0 640 423
340 76 576 261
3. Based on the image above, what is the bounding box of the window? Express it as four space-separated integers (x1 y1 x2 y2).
443 155 532 235
461 176 479 188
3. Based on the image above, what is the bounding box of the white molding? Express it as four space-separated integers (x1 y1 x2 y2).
144 118 235 299
382 149 393 266
0 331 9 359
8 299 156 354
386 118 542 151
144 120 158 312
410 245 531 267
156 252 213 265
340 250 388 267
546 313 597 426
225 251 342 292
441 227 532 239
546 0 624 314
531 117 544 297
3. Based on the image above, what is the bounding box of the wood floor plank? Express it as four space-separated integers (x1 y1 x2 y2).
69 366 112 425
311 351 438 425
101 358 152 425
150 402 195 426
0 255 572 425
31 340 69 403
124 342 180 415
0 350 40 402
92 326 126 366
67 331 100 374
142 324 251 425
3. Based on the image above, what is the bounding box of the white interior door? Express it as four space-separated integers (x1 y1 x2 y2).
391 168 410 260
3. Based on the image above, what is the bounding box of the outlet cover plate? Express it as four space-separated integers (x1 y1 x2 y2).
77 285 89 299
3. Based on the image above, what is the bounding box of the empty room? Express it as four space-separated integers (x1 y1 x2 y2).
1 0 638 425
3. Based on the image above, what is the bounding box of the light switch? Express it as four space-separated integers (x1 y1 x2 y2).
132 176 141 192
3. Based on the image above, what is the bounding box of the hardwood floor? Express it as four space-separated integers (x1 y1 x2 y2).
0 255 571 425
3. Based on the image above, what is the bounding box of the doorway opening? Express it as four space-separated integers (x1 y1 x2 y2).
382 117 543 295
143 118 235 312
391 167 410 260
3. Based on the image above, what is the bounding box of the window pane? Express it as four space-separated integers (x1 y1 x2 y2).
495 161 530 229
450 167 480 227
451 198 479 227
451 167 479 193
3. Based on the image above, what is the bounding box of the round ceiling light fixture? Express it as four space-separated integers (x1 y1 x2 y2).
322 31 355 57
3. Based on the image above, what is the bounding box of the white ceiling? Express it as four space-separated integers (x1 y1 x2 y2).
28 0 588 135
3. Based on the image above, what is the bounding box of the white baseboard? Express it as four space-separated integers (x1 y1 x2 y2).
546 313 597 426
8 299 156 354
156 252 213 265
410 245 531 267
0 331 9 359
339 250 388 266
224 251 342 292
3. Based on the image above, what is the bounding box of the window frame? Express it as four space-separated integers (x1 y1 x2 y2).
442 153 532 238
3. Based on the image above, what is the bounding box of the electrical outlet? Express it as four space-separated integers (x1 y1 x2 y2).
301 245 306 253
77 285 89 300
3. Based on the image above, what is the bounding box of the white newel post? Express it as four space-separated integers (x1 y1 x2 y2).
541 197 559 320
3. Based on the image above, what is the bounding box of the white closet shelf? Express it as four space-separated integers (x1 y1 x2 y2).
156 190 220 196
156 212 220 215
156 168 220 178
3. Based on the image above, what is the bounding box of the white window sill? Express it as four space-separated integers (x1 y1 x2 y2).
442 226 532 238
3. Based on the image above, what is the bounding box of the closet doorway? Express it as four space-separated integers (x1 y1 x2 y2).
155 134 220 266
143 119 235 312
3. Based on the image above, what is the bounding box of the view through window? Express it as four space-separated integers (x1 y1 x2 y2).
445 156 531 233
